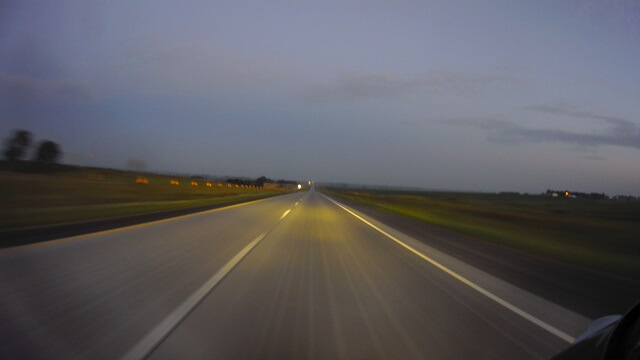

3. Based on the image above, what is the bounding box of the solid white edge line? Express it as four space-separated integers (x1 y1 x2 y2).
280 209 291 220
321 194 575 344
120 233 267 360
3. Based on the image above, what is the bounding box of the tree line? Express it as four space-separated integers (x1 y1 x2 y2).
226 176 299 188
3 129 62 163
544 189 607 199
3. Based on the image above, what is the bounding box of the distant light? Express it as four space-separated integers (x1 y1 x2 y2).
297 184 302 190
565 191 569 197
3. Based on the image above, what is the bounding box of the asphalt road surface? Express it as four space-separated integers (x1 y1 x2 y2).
1 187 592 359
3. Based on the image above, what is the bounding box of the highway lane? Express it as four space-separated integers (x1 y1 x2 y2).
0 193 302 359
148 189 584 359
1 188 589 359
340 198 640 319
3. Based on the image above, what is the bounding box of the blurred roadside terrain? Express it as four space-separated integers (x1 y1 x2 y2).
323 187 640 280
0 161 290 231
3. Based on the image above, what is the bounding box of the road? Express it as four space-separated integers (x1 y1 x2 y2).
1 187 591 359
340 199 640 320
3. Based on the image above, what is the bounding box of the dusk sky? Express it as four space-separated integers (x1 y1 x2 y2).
1 1 639 195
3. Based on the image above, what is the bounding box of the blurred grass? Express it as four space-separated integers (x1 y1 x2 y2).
324 188 640 278
0 166 288 229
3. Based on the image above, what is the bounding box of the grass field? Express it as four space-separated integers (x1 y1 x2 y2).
323 187 640 278
0 165 290 229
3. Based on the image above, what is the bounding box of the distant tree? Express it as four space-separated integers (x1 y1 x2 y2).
255 176 268 187
3 130 32 161
227 178 246 186
34 140 62 163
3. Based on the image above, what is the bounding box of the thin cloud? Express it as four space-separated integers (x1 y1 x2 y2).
0 72 96 105
304 71 518 101
523 103 633 126
581 155 607 161
86 41 299 97
497 125 639 149
449 112 640 150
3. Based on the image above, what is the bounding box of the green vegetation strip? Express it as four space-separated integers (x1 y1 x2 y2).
0 169 289 229
0 194 272 229
324 188 640 278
